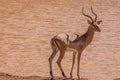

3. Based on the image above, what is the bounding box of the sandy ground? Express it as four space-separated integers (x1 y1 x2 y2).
0 72 90 80
0 0 120 80
0 73 119 80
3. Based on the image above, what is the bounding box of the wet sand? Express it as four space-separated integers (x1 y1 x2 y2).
0 0 120 80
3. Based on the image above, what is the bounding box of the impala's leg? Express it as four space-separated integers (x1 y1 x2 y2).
48 50 57 79
70 51 76 79
77 52 82 80
57 50 67 79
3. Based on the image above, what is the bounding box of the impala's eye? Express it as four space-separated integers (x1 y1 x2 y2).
97 20 102 24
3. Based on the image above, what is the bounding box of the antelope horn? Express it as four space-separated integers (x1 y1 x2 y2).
91 6 97 22
82 7 94 23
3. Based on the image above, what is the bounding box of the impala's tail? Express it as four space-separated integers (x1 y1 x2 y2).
50 34 70 51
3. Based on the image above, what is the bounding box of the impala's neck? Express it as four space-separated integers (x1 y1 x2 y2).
85 26 95 45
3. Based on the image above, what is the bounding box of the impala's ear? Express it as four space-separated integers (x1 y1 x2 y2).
97 20 102 24
87 20 92 24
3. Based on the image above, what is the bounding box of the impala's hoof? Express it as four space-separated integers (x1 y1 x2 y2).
70 75 73 78
78 77 81 80
77 75 81 80
50 77 54 80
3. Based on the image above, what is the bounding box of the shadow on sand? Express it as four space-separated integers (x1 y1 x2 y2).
114 78 120 80
0 72 89 80
0 73 119 80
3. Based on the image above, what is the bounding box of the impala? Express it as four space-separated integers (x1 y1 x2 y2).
48 6 102 80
